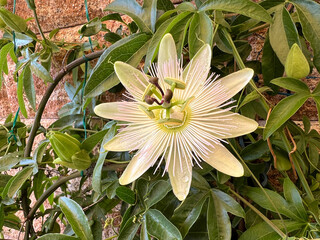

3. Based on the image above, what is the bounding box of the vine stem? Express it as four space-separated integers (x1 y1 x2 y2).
280 130 315 201
23 50 103 240
26 164 126 221
24 50 104 158
32 8 47 44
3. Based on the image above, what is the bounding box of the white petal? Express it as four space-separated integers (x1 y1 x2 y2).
182 44 211 98
202 142 244 177
119 150 155 185
158 33 177 71
104 128 142 152
215 68 254 104
168 148 192 201
119 130 168 185
114 61 149 100
94 102 148 123
194 111 258 139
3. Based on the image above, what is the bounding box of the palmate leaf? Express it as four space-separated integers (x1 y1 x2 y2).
241 185 307 222
207 189 245 240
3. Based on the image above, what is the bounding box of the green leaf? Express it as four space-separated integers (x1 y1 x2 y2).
290 0 320 72
84 33 151 98
188 12 213 59
33 139 50 164
241 139 269 161
78 17 102 37
261 34 284 87
2 166 33 200
140 217 149 240
0 43 14 79
144 12 193 71
239 220 306 240
14 32 33 47
207 193 231 240
241 186 305 221
104 32 122 44
81 129 109 152
17 66 28 118
146 209 182 240
283 177 307 220
171 192 208 238
211 189 245 218
59 197 93 240
0 204 4 229
37 234 79 240
263 93 309 139
116 186 136 204
49 28 59 39
48 114 83 128
0 174 12 188
105 0 156 33
145 180 171 208
199 0 272 23
101 13 125 23
157 0 175 11
92 123 117 194
23 63 36 110
118 215 140 240
271 77 310 93
0 8 27 32
0 151 24 171
269 6 300 64
239 86 272 109
30 60 53 83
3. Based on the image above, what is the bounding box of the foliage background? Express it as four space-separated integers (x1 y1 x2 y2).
1 0 320 239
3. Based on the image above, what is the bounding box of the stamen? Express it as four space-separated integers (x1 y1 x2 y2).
149 76 164 97
164 77 186 89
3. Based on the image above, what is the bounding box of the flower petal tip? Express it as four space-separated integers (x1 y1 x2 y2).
174 191 188 201
231 165 244 177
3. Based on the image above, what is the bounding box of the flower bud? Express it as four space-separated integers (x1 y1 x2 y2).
285 43 310 79
0 0 7 7
273 149 291 171
71 149 91 170
48 131 81 163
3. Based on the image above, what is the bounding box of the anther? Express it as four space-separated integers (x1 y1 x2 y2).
149 76 164 96
145 95 162 105
164 77 186 89
164 89 173 103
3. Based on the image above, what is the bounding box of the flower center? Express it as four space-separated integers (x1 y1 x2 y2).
160 106 186 128
140 76 195 131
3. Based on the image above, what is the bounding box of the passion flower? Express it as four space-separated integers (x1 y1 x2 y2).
94 34 258 201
